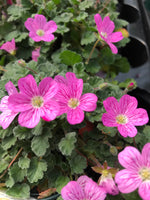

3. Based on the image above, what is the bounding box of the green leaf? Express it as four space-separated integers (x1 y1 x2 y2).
113 57 130 73
121 190 141 200
31 120 43 136
73 12 88 22
0 127 13 139
79 0 94 10
56 25 69 34
6 176 15 188
13 125 32 140
55 176 70 193
97 124 117 137
86 60 101 74
18 157 31 169
81 31 96 45
0 160 8 173
6 183 30 198
54 13 73 23
73 62 85 77
58 132 77 156
60 50 82 66
27 157 47 183
2 135 17 150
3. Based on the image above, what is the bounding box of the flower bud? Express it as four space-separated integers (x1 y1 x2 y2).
116 28 129 38
110 146 118 156
18 59 26 67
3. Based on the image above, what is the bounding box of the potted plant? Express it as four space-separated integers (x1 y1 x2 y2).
0 1 150 200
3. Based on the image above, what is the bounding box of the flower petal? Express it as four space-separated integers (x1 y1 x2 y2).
61 181 85 200
118 123 137 137
108 32 123 43
138 181 150 200
102 113 117 127
39 77 58 101
101 16 115 35
68 79 83 99
94 14 103 34
129 108 149 126
118 146 142 170
34 14 47 29
77 175 92 191
5 81 18 95
24 18 37 32
0 96 9 111
107 42 118 54
103 96 119 115
44 20 57 33
54 75 67 85
18 109 41 128
67 108 84 125
79 93 98 111
18 74 39 97
0 111 18 129
41 33 55 42
141 143 150 166
115 169 141 193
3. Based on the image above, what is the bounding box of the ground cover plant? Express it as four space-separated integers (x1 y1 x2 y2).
0 0 150 200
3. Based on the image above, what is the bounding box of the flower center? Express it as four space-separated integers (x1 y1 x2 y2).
31 96 44 108
10 50 16 55
116 114 128 124
139 168 150 181
36 29 44 36
68 98 79 109
102 169 109 177
101 31 107 38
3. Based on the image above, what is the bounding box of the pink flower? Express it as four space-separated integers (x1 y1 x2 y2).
8 75 59 128
32 47 41 62
0 38 16 55
0 81 18 129
61 175 106 200
24 14 57 42
102 94 149 137
54 72 98 125
115 143 150 200
7 0 13 5
94 14 123 54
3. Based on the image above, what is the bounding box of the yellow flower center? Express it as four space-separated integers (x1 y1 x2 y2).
31 96 44 108
139 168 150 181
102 169 109 177
116 114 127 124
10 50 16 55
101 32 107 38
68 98 79 109
36 29 44 36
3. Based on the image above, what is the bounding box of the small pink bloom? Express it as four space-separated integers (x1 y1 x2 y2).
94 14 123 54
8 74 59 128
54 72 98 125
0 38 16 55
0 81 18 129
7 0 13 5
24 14 57 42
102 94 149 137
61 175 106 200
115 143 150 200
32 47 41 62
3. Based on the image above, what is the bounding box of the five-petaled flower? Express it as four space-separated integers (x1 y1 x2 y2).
8 74 59 128
94 14 123 54
115 143 150 200
0 81 18 129
0 38 16 55
54 72 98 125
102 94 149 137
24 14 57 42
61 175 106 200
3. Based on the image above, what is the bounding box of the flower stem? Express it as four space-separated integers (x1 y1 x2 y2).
85 39 99 65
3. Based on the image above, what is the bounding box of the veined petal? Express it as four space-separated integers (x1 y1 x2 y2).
101 16 115 35
24 18 37 32
18 109 41 128
29 32 43 42
39 77 58 101
44 20 57 33
41 33 55 42
129 108 149 126
0 96 9 111
8 94 32 112
94 14 103 34
107 42 118 54
54 83 70 103
0 111 18 129
68 79 83 99
77 175 92 191
115 169 141 193
108 32 123 43
84 180 106 200
79 93 98 111
18 74 39 97
138 181 150 200
34 14 47 29
40 100 59 121
67 107 84 125
65 72 78 83
5 81 18 95
103 96 119 115
54 75 67 85
141 143 150 166
118 146 142 170
61 181 85 200
118 123 137 137
102 113 117 127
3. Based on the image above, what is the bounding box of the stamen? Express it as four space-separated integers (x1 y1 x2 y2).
31 96 44 108
101 32 107 38
139 168 150 181
68 98 79 109
116 114 128 124
36 29 44 36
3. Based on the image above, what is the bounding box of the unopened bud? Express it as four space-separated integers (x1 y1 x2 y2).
18 59 26 67
127 82 135 90
116 28 129 38
110 146 118 156
99 82 108 89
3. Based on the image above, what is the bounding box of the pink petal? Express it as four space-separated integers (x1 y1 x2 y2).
18 109 41 128
34 14 47 29
129 108 149 126
54 75 67 85
138 181 150 200
118 146 142 170
0 38 16 53
0 96 9 111
5 81 18 95
108 32 123 43
141 143 150 166
119 95 138 115
57 102 68 116
77 175 92 191
107 42 118 54
67 107 84 125
54 83 70 103
40 100 59 121
18 74 39 97
8 94 32 112
94 14 103 34
101 16 115 35
0 110 18 129
61 181 85 200
103 96 119 115
44 20 57 33
41 33 55 42
84 180 106 200
39 77 58 101
101 113 117 127
29 32 42 42
79 93 98 111
115 169 141 193
24 18 37 32
118 123 137 137
65 72 78 83
68 79 83 99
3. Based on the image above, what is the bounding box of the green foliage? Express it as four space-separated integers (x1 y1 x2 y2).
60 50 82 66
